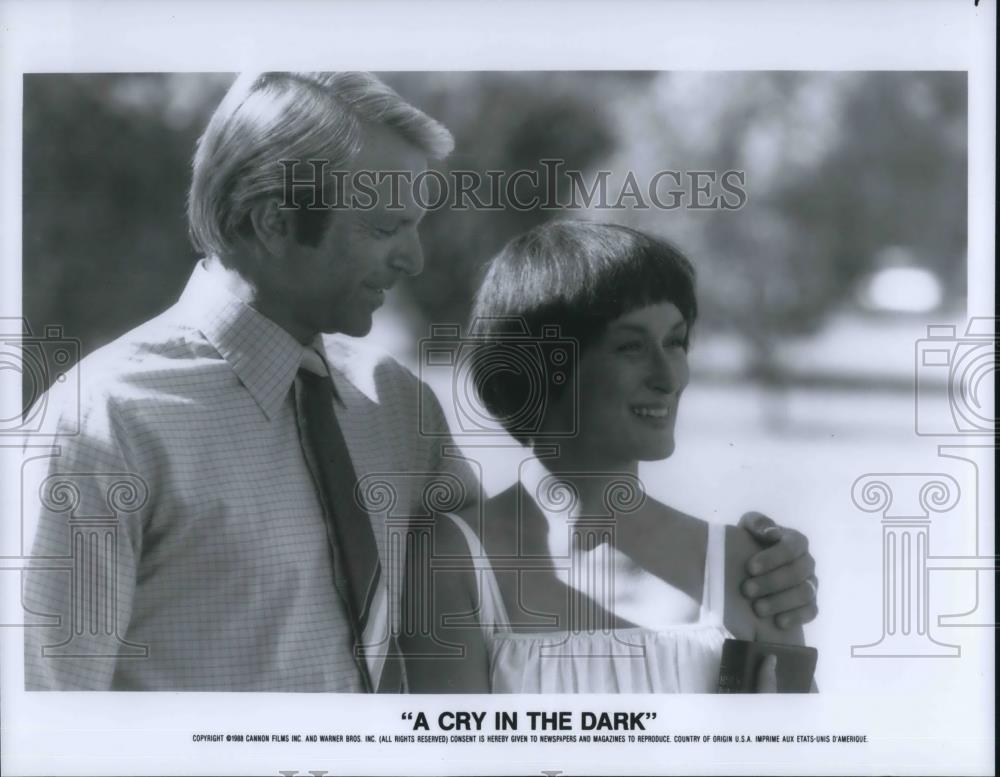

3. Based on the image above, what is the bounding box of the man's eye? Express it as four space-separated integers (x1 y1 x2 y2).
372 224 399 238
616 341 644 353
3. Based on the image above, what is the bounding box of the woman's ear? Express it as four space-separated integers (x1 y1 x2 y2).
247 198 293 258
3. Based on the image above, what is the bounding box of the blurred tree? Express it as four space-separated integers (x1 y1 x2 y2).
23 74 230 359
381 72 641 335
608 71 966 392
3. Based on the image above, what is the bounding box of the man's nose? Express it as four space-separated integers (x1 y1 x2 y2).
389 230 424 277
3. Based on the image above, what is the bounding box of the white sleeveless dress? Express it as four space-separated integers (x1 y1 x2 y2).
441 513 734 693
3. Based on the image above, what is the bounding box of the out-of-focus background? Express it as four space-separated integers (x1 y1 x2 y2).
22 72 987 691
24 72 967 367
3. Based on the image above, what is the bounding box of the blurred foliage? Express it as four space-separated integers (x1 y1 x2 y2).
378 72 649 327
599 72 966 375
23 74 232 356
23 72 966 369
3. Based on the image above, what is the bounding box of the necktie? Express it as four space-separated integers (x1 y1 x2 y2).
294 350 403 692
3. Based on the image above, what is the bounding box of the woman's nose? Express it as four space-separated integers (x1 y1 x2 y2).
648 348 688 394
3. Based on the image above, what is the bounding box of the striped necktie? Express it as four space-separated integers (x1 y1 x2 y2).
294 347 403 692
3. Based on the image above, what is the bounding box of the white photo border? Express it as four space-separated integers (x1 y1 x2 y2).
0 1 994 776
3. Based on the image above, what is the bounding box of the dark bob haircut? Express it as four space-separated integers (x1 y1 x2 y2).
468 220 698 444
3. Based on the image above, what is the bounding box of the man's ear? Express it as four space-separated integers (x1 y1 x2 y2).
247 198 294 258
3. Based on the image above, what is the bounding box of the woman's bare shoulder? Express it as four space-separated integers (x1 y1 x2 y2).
611 499 710 598
629 499 710 558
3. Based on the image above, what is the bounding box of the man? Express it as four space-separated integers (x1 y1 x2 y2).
24 72 817 691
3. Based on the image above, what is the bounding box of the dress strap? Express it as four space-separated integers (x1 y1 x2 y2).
699 522 727 623
439 513 511 635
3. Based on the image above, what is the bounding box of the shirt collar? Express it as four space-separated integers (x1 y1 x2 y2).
176 261 321 420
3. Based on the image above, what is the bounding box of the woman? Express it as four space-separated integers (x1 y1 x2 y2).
402 221 810 693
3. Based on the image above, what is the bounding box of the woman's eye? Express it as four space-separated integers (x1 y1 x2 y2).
372 224 399 238
616 341 644 354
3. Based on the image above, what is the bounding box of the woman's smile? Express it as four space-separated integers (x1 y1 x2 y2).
630 403 673 420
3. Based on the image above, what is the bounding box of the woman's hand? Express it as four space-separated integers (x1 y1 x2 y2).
754 654 778 693
738 512 818 629
753 653 819 693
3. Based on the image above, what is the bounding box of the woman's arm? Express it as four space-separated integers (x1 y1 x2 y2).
399 513 491 693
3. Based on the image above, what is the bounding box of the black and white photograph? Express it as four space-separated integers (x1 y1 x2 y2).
0 2 994 776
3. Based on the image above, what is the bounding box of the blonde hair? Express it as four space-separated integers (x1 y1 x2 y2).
187 71 454 258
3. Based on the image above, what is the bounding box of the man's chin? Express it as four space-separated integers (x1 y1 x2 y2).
325 317 373 338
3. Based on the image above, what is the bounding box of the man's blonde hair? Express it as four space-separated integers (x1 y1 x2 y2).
187 71 454 258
